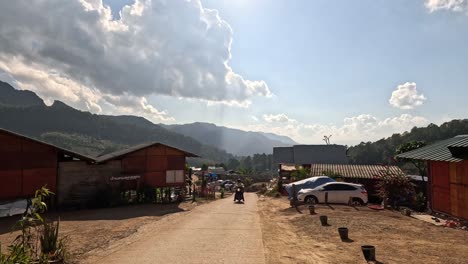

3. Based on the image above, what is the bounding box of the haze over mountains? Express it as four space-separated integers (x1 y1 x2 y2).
0 81 295 160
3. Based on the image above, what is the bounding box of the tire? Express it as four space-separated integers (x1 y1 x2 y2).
304 196 318 205
352 198 364 206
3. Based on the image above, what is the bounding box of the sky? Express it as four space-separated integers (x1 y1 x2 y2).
0 0 467 145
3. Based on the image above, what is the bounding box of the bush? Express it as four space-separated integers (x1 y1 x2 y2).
376 168 415 208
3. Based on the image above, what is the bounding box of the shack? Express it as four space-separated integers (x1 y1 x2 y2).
58 142 198 207
396 135 468 220
0 128 94 205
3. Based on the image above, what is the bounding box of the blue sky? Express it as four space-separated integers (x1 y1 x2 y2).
1 0 468 144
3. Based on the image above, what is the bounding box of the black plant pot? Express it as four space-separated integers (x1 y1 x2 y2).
361 245 376 262
308 205 315 215
338 227 348 240
320 215 328 226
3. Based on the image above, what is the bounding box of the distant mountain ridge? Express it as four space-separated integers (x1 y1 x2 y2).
163 122 296 156
0 81 296 160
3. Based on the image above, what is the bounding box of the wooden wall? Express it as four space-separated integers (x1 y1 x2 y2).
121 145 186 188
57 160 121 208
430 160 468 220
0 131 57 201
449 160 468 220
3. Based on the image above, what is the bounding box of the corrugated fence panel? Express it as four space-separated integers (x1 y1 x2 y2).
122 156 146 174
146 156 166 172
144 172 165 186
22 168 57 196
0 170 22 199
0 152 22 170
167 156 185 170
450 183 459 217
147 145 165 156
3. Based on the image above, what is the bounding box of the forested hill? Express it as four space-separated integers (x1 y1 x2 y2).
347 120 468 165
0 81 233 162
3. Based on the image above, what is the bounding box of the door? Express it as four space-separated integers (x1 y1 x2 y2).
322 184 340 203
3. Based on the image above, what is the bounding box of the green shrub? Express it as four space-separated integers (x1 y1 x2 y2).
376 167 415 208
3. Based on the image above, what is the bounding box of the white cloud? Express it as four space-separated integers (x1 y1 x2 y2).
0 0 271 119
389 82 427 110
263 114 297 123
425 0 468 12
244 113 430 145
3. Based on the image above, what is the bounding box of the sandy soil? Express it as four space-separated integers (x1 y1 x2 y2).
257 196 468 264
0 201 201 262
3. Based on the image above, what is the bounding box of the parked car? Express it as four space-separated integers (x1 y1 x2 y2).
284 176 336 200
297 182 368 205
221 180 235 191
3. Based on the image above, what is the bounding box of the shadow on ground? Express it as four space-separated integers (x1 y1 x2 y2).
0 203 185 235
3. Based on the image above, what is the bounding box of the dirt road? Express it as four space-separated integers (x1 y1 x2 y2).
86 193 265 264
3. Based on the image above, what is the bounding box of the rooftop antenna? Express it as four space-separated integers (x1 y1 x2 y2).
323 135 332 145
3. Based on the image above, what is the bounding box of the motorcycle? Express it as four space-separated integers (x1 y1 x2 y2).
234 186 245 203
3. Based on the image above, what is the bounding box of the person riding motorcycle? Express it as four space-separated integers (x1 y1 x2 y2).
234 179 245 202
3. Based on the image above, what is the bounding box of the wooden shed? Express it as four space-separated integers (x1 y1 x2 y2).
0 128 94 202
397 135 468 220
96 142 199 188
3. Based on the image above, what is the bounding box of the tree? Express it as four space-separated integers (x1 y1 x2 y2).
396 141 427 181
227 158 240 170
290 166 310 181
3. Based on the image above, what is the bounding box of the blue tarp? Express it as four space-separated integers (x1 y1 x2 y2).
285 176 335 200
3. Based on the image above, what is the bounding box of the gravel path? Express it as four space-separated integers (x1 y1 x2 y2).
88 193 265 264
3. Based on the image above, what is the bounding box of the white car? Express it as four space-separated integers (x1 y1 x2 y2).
297 182 368 205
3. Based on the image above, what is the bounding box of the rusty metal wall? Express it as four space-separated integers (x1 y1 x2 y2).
120 145 186 188
0 131 57 200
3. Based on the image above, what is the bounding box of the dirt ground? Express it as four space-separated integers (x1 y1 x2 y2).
258 196 468 264
0 200 207 263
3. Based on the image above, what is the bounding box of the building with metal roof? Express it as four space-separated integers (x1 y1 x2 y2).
310 164 404 179
395 135 468 162
396 135 468 220
0 128 95 203
273 145 348 165
96 142 198 163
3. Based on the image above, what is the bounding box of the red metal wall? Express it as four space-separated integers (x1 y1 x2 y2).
0 131 58 200
120 145 186 188
429 161 451 214
430 160 468 220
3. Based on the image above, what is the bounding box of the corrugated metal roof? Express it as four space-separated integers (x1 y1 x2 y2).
0 128 95 162
310 164 404 179
395 136 468 162
447 136 468 147
96 142 199 163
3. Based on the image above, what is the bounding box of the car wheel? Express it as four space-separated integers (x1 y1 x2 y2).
304 196 318 205
352 198 364 206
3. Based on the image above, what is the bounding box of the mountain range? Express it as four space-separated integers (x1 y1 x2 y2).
0 81 295 161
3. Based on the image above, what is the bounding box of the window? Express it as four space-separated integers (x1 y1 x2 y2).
166 170 184 183
323 184 339 191
333 184 357 191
